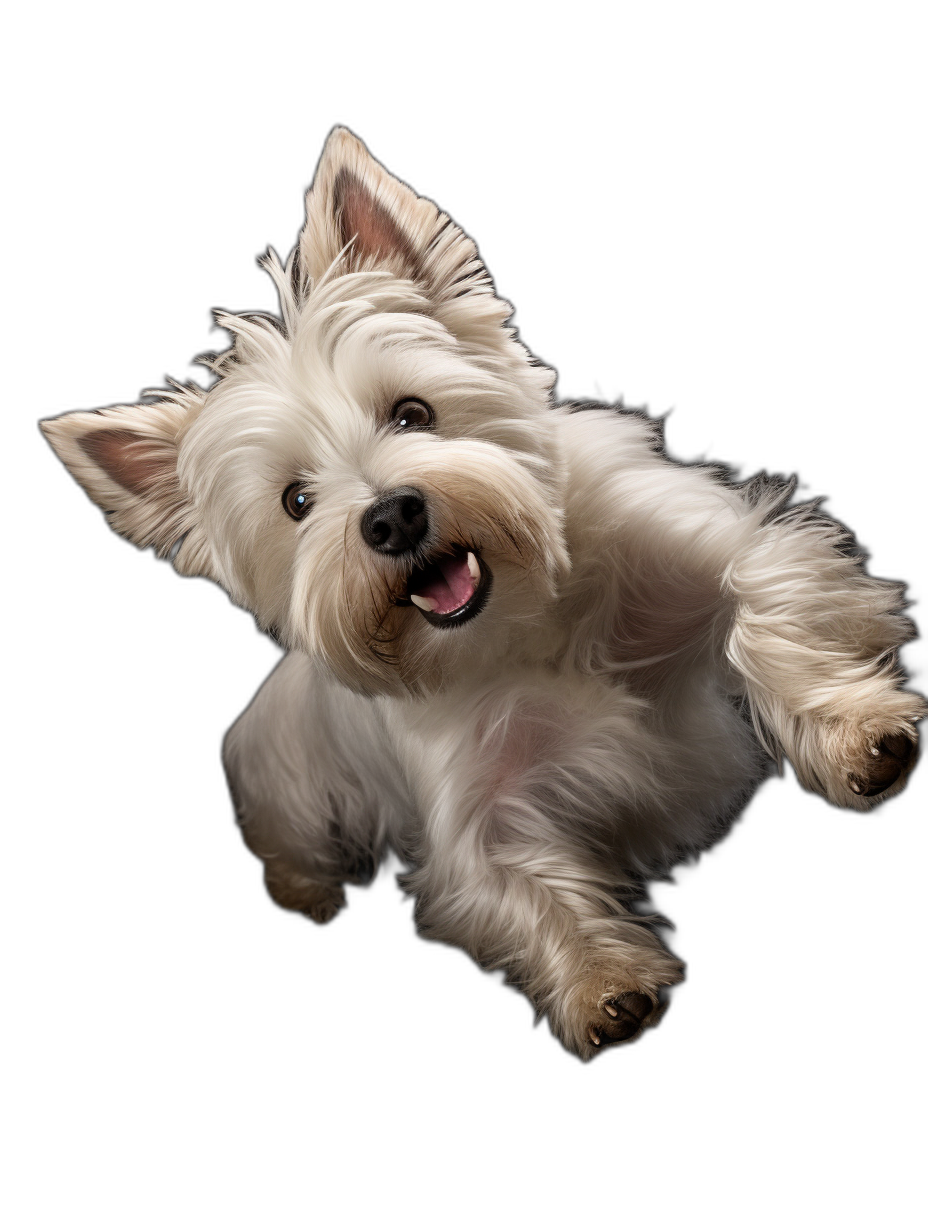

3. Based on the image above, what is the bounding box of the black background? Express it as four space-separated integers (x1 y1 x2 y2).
21 52 921 1128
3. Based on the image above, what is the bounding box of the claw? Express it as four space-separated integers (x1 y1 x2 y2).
589 1029 601 1046
604 1002 618 1017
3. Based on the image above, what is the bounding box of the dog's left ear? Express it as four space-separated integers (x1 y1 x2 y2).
298 127 486 294
295 127 549 380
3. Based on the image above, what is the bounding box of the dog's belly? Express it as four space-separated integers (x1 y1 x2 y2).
384 663 768 877
232 648 767 883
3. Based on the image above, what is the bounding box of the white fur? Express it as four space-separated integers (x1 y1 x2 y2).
41 128 924 1058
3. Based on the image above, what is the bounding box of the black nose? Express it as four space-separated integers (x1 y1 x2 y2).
361 486 429 554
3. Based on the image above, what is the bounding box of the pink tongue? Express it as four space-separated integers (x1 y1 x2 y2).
419 554 476 615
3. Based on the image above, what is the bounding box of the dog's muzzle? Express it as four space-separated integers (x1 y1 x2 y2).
362 488 493 628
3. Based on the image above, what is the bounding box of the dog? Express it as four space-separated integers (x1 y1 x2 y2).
41 127 924 1057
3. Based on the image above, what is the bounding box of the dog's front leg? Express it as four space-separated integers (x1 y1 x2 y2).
724 502 925 806
399 686 683 1058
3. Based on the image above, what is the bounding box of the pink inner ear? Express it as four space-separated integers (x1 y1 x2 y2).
333 168 418 273
79 428 174 496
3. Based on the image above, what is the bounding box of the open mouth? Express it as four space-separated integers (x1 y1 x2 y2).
401 549 492 628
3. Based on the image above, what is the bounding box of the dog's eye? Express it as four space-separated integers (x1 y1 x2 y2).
282 483 313 521
391 398 434 431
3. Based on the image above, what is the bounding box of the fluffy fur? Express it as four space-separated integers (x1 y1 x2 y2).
42 128 924 1058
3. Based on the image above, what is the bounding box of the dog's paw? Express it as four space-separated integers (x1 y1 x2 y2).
263 859 346 923
848 731 917 799
555 950 683 1060
803 700 924 809
587 991 655 1050
300 884 346 923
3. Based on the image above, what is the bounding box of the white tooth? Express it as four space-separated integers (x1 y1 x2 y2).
410 594 438 612
467 552 481 584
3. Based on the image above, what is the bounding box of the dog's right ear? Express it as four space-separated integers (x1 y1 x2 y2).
40 388 213 576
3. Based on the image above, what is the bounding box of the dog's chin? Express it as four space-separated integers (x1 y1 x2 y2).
397 547 493 629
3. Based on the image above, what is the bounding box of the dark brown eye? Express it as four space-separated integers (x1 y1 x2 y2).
391 398 434 431
282 482 313 521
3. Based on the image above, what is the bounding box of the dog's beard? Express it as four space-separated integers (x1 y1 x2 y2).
285 442 568 695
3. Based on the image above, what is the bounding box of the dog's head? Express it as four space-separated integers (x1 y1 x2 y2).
42 128 569 694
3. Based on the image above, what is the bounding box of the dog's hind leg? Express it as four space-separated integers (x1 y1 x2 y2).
223 652 409 921
397 677 686 1059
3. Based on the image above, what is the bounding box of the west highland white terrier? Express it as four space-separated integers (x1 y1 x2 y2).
42 128 923 1057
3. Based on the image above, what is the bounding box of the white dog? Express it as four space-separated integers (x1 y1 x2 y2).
42 128 923 1057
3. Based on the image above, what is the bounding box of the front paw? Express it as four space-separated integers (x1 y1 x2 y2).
798 696 924 808
848 732 917 799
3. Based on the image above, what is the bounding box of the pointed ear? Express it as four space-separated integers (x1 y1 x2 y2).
299 127 432 282
295 128 553 387
40 388 208 573
297 126 492 303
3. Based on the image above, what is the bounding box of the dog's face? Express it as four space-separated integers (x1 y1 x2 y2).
42 129 570 694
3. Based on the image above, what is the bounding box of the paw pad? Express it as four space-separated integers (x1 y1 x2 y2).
849 732 916 798
588 991 654 1048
